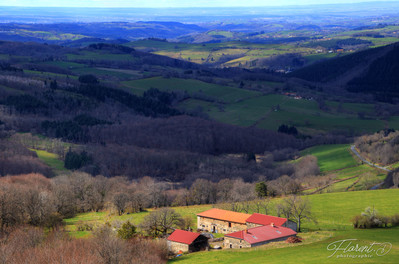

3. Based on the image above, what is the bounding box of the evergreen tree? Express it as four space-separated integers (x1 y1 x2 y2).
117 221 137 240
255 182 268 198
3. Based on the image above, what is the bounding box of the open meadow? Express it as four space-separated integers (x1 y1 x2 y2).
63 189 399 263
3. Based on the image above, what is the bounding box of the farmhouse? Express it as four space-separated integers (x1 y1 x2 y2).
197 209 297 234
197 208 251 234
167 229 209 254
224 224 297 249
246 213 297 231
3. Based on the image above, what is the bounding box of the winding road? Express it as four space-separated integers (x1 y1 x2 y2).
350 145 391 172
350 145 390 190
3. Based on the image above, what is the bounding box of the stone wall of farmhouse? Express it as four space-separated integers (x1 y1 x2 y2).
197 216 247 234
223 237 251 249
167 241 189 254
224 235 295 249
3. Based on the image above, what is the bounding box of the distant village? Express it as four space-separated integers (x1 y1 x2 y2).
167 208 298 255
283 92 314 101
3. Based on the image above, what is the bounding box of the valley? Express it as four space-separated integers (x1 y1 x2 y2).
1 2 399 264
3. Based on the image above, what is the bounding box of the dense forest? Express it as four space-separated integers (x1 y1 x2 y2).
290 42 399 102
347 46 399 102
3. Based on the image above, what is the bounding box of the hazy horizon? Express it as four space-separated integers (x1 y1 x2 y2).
1 0 399 8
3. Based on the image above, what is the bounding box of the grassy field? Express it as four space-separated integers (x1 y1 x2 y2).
300 144 358 173
64 205 213 238
122 77 261 103
171 228 399 264
298 144 387 194
30 149 67 174
168 189 399 263
64 189 399 236
172 90 394 134
63 189 399 263
113 74 399 134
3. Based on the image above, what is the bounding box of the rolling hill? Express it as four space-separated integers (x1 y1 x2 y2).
290 41 399 102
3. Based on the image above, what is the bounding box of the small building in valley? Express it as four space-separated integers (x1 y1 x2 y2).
224 224 297 249
197 208 251 234
167 229 209 254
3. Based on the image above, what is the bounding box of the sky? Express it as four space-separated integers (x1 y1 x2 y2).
1 0 398 8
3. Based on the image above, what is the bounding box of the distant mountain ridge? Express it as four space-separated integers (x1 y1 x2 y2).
0 22 207 43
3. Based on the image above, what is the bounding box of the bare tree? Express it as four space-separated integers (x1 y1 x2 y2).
113 193 129 216
140 208 183 237
253 198 272 215
283 195 316 232
93 225 129 264
189 179 217 205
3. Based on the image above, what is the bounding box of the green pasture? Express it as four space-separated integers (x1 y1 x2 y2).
171 228 399 264
176 92 391 134
207 30 235 38
65 189 399 237
40 61 86 70
122 77 261 103
325 101 375 114
208 94 286 126
304 53 337 64
30 149 66 173
333 165 378 180
24 70 78 79
66 51 140 62
257 103 384 133
300 144 358 173
64 204 213 238
64 188 399 262
71 67 134 79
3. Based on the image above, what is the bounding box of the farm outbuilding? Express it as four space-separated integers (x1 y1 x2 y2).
224 224 297 249
167 229 209 254
246 213 297 231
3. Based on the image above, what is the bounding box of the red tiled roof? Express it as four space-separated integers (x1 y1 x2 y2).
167 229 200 245
225 225 297 245
197 208 251 224
246 213 287 226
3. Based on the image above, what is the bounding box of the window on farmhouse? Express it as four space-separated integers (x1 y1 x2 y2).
228 222 231 227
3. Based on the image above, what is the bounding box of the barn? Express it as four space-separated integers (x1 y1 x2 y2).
246 213 297 231
167 229 209 254
197 209 297 234
224 224 297 249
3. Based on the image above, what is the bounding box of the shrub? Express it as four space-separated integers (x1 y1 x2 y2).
352 207 399 228
117 221 137 240
77 221 94 232
390 214 399 226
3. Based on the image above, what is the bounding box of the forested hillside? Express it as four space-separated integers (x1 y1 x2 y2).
290 42 399 102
